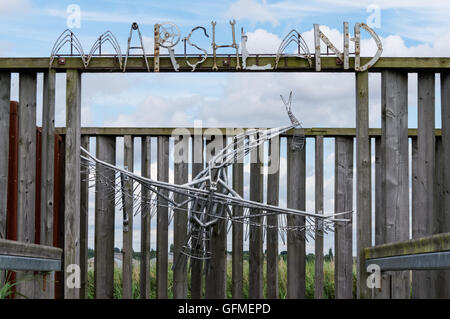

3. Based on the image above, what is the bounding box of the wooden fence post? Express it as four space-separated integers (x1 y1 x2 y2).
356 70 372 299
334 137 353 299
412 72 436 298
122 135 134 299
204 133 227 299
381 70 410 299
16 72 37 299
286 135 306 299
249 134 264 298
374 137 390 299
80 135 89 299
266 136 280 299
157 136 169 299
140 136 151 299
232 131 244 299
173 132 189 298
64 69 81 299
439 72 450 298
190 130 204 299
0 72 11 246
94 135 116 299
314 135 324 299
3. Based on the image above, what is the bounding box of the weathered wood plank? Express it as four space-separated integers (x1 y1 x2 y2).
54 126 443 138
156 136 169 299
439 72 450 298
249 134 264 299
3 57 450 72
16 72 37 299
173 133 189 298
79 135 89 299
122 135 134 299
0 72 10 243
205 134 227 299
94 136 116 299
64 69 81 299
266 136 280 299
381 70 410 298
140 136 151 299
0 238 63 259
190 132 204 299
286 136 306 299
365 232 450 259
356 71 372 299
314 136 324 299
40 70 56 298
412 72 437 299
334 137 353 299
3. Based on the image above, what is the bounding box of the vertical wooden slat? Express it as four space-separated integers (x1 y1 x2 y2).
122 135 134 299
156 136 169 299
249 134 264 298
173 133 189 298
381 70 410 299
334 137 353 299
266 136 280 299
286 136 306 299
439 72 450 298
190 132 204 299
140 136 151 299
205 134 226 299
356 70 372 299
79 135 89 299
40 70 56 299
374 136 390 299
94 136 116 299
314 135 324 299
412 72 436 299
64 69 81 299
16 72 37 299
0 72 10 243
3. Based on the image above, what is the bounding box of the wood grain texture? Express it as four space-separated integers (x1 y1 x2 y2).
173 133 188 298
190 132 204 299
334 137 353 299
94 136 116 299
286 136 306 299
156 136 169 298
249 135 264 298
0 72 10 242
16 72 37 299
412 73 437 298
140 136 151 299
266 136 280 299
64 69 81 299
381 70 410 299
356 71 372 299
122 135 134 299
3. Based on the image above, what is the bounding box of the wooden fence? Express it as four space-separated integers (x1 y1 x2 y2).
1 60 450 299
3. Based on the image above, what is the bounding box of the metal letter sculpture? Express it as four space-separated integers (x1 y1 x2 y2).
124 22 150 72
275 29 312 69
156 22 181 71
80 93 352 271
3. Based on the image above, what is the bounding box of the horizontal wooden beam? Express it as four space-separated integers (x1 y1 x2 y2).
0 239 62 260
365 251 450 271
365 232 450 260
2 57 450 72
0 255 61 272
55 127 442 137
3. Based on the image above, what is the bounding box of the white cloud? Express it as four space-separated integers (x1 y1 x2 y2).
0 0 30 16
226 0 279 27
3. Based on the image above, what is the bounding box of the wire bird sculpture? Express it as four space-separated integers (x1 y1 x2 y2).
80 93 352 271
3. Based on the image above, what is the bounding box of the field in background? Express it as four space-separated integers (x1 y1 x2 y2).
87 259 357 299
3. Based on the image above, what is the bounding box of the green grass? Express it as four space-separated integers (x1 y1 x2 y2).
87 259 357 299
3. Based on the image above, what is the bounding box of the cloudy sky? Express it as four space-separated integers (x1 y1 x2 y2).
1 0 448 254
